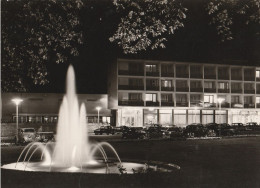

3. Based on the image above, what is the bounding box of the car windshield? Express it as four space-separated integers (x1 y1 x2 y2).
23 129 35 132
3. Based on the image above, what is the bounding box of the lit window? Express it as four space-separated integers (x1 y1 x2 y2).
204 95 214 103
256 97 260 103
256 70 260 78
146 65 157 72
161 80 172 87
145 94 157 102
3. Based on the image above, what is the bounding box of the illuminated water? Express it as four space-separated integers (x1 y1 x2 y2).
2 65 180 174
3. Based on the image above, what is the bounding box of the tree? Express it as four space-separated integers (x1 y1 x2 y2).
2 0 83 92
206 0 260 42
109 0 187 54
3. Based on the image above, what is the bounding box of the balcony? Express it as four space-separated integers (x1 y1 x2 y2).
257 90 260 94
161 72 174 77
231 103 243 108
231 76 242 80
146 72 159 77
190 88 203 92
218 89 230 93
146 101 159 106
244 76 255 81
146 86 159 91
203 103 217 108
161 86 174 91
204 74 216 79
231 89 242 93
256 103 260 108
190 74 203 79
221 102 230 108
118 85 144 90
244 104 255 108
118 100 144 106
244 89 255 94
118 70 144 76
218 75 229 80
176 102 188 107
190 102 203 107
204 88 216 93
176 87 189 92
176 73 189 78
161 101 174 106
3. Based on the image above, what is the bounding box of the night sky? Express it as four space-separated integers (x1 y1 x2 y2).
30 0 260 94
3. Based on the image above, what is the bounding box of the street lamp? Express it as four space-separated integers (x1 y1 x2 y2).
12 98 23 143
96 106 101 126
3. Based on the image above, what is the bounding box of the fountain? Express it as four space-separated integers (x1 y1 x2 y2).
2 65 180 174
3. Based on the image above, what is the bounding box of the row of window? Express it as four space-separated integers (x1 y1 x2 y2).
10 115 111 124
118 92 260 108
118 61 260 81
118 78 260 93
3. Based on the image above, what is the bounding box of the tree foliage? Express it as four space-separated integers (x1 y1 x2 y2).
109 0 187 54
2 0 83 92
206 0 260 42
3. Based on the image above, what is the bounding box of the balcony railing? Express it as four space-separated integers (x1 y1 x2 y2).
176 87 189 92
204 74 216 79
118 85 144 90
231 103 243 108
146 101 160 106
231 76 242 80
146 86 159 91
244 104 255 108
161 86 174 91
161 101 174 106
203 103 217 108
190 74 203 79
204 88 216 93
244 76 255 81
218 89 230 93
190 88 203 92
176 73 189 78
118 70 144 76
161 72 174 77
146 72 159 77
231 89 242 93
118 100 144 106
221 102 230 108
218 75 229 80
176 102 188 107
190 102 203 107
244 89 255 94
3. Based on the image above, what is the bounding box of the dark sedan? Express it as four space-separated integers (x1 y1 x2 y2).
122 127 146 139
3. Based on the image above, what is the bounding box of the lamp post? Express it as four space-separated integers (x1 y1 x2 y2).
12 98 23 143
96 106 101 126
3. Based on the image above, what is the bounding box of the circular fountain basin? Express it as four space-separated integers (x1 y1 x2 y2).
2 160 180 174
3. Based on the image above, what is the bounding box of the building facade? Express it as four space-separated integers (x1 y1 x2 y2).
2 93 113 125
108 59 260 127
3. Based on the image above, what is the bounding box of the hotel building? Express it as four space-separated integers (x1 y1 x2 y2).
108 59 260 127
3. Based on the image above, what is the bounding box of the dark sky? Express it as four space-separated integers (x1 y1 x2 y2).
32 0 260 94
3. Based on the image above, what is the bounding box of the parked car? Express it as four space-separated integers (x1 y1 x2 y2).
164 127 184 138
122 127 146 139
207 123 236 136
114 126 132 134
16 128 36 144
146 124 163 139
35 132 55 142
183 123 208 137
94 126 115 135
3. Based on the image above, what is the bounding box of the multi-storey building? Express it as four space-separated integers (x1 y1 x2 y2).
108 59 260 127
